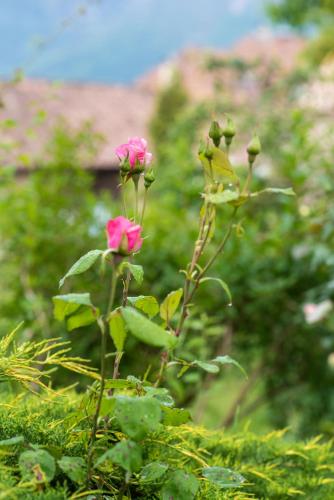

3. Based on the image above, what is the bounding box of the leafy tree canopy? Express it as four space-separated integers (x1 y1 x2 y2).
267 0 334 27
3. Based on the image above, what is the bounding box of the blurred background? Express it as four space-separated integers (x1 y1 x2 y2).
1 0 334 439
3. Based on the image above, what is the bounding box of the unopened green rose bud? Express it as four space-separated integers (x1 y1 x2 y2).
144 169 155 188
132 163 145 175
247 134 261 164
222 117 236 147
209 120 223 147
120 162 131 178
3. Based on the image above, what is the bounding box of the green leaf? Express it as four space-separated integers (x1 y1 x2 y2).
251 187 295 198
100 396 116 416
127 375 143 386
200 277 232 304
128 295 159 318
59 250 103 288
104 379 135 390
19 449 56 483
213 355 247 378
192 360 220 374
143 386 175 407
58 456 87 484
114 396 162 440
139 462 169 483
0 435 24 447
96 440 142 473
53 293 94 321
122 307 178 349
211 148 237 179
160 288 183 322
161 406 192 426
121 262 144 285
67 307 99 331
229 193 249 207
109 308 127 351
161 470 200 500
53 293 98 331
202 466 246 488
203 190 240 204
199 147 238 182
177 364 191 378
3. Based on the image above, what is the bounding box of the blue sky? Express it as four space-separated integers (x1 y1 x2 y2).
1 0 269 83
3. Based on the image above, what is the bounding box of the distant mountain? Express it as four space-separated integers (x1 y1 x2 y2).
0 0 268 83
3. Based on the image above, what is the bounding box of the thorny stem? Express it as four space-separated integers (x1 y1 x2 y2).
122 256 133 307
181 151 257 323
200 207 237 277
154 351 168 388
242 162 253 195
172 203 211 341
107 262 118 317
87 259 118 483
171 203 211 345
155 200 214 385
140 187 149 226
123 176 145 306
112 352 123 380
133 177 139 222
120 176 127 218
175 207 238 338
221 361 264 428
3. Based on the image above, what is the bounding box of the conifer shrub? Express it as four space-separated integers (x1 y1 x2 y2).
0 392 333 499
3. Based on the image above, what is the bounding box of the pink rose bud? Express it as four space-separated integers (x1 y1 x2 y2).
115 137 153 169
106 216 143 254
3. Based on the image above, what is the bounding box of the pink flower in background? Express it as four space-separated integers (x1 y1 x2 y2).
303 300 332 324
115 137 153 168
106 216 143 254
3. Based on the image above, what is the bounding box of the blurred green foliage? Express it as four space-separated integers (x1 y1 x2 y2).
267 0 334 27
149 71 188 157
267 0 334 65
303 26 334 65
141 71 334 437
0 121 113 379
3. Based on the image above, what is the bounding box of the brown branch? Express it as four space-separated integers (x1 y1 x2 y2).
221 361 264 428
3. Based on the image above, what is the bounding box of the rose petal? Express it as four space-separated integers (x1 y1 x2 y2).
107 216 132 250
126 224 143 252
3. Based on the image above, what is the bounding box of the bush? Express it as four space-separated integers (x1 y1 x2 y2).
142 76 334 436
0 391 333 499
0 122 113 381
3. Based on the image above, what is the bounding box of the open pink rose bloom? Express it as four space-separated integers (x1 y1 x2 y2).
115 137 153 168
106 216 143 254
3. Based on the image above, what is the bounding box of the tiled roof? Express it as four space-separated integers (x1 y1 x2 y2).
0 35 305 169
0 79 154 168
138 35 305 103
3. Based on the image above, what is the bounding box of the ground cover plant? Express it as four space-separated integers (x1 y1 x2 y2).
1 392 334 499
1 118 334 499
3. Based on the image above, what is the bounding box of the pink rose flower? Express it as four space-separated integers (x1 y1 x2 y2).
106 216 143 254
115 137 153 168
